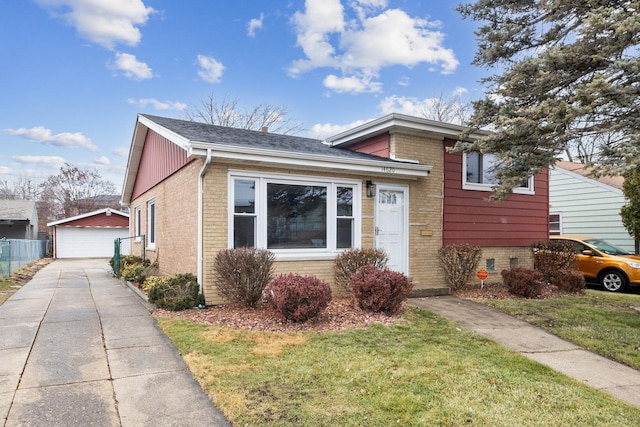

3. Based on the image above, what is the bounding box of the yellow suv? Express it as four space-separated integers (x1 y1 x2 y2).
550 235 640 292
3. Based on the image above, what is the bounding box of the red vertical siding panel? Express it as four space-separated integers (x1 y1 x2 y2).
347 133 390 157
65 213 129 227
131 130 190 199
442 138 549 247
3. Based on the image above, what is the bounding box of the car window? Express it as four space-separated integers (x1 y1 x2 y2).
584 239 631 255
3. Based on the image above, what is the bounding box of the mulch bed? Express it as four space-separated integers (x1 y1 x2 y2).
154 297 400 333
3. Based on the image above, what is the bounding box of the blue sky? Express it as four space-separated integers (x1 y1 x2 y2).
0 0 486 189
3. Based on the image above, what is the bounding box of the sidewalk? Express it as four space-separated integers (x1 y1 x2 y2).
0 258 230 427
410 296 640 409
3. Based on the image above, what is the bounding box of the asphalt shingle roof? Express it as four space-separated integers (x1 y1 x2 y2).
0 199 36 220
141 114 400 163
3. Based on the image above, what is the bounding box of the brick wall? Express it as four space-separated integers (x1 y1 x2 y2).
129 159 201 277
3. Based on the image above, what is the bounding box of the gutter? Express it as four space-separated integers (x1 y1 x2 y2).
197 148 213 295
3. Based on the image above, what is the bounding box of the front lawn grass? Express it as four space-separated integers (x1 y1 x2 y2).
157 306 640 426
477 289 640 370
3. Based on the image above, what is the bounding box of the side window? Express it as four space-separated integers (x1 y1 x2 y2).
147 199 156 249
134 206 141 241
549 213 562 235
233 179 256 248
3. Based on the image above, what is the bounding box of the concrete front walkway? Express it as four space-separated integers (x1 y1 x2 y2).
0 258 230 427
410 296 640 409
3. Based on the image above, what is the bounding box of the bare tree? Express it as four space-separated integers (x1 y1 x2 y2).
39 164 117 222
416 93 473 126
185 92 305 135
0 174 41 200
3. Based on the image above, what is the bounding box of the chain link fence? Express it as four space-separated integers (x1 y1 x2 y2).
0 238 48 279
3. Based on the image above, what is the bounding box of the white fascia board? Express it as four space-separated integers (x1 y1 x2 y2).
189 141 431 178
325 113 489 146
137 115 190 150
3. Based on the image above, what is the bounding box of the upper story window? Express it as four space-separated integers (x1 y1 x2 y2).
463 152 534 194
229 171 360 259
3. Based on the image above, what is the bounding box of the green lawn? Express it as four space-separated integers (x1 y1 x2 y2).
476 289 640 370
157 305 640 426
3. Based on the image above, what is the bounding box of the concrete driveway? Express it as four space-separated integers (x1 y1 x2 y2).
0 258 230 427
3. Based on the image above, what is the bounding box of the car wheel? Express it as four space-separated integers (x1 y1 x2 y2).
600 270 627 292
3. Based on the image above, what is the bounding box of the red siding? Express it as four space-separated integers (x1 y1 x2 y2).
347 133 390 157
442 139 549 247
132 130 190 200
64 212 128 227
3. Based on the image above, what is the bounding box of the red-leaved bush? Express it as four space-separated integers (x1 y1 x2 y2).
550 269 586 293
350 265 413 315
265 274 332 323
501 267 545 298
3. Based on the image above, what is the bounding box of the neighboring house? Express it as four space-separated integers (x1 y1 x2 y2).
121 113 549 304
48 208 130 258
0 199 39 239
549 161 633 252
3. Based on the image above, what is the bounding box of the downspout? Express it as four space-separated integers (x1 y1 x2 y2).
197 149 213 295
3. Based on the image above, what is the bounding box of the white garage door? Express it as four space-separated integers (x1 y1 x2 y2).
56 227 130 258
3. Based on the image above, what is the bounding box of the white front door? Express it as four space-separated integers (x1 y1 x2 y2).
375 185 408 274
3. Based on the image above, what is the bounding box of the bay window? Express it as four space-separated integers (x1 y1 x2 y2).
229 172 360 256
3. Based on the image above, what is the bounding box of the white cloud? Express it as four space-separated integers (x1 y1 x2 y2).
93 156 111 166
11 155 67 169
289 1 459 93
247 13 264 37
36 0 155 50
308 118 370 139
113 147 129 157
323 74 381 93
378 91 472 124
127 98 186 111
112 52 153 80
197 54 225 83
4 126 97 151
0 166 12 175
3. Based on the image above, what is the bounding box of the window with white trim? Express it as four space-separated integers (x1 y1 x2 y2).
134 206 141 241
147 199 156 249
549 213 562 235
463 152 534 194
230 172 360 256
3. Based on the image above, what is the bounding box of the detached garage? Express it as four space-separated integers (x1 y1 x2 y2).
48 208 130 258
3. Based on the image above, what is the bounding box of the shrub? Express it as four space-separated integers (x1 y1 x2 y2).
214 248 275 307
265 274 332 323
439 244 482 291
334 248 389 293
148 273 201 311
142 275 171 293
121 263 147 284
350 265 413 315
550 269 586 293
501 267 545 298
531 240 577 282
111 255 150 278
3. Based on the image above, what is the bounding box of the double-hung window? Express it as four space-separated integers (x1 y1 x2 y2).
463 152 534 194
230 172 360 258
133 206 141 242
147 199 156 249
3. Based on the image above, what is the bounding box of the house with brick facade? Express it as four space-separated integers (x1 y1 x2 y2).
121 113 549 305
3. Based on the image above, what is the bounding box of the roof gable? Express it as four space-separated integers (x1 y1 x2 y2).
553 161 624 191
47 208 129 227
